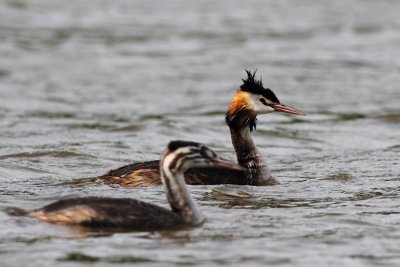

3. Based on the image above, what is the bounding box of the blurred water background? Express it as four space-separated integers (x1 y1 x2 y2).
0 0 399 266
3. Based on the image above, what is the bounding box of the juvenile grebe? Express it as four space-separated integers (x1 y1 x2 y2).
99 70 304 187
28 141 242 229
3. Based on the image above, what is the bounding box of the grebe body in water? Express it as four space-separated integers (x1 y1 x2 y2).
28 141 242 229
99 70 304 187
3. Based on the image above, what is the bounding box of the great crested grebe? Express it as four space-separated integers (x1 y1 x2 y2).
98 70 304 187
28 141 242 229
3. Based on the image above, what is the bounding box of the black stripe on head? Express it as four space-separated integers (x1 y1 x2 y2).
169 152 201 171
167 140 201 152
174 155 204 172
167 141 202 171
240 70 280 103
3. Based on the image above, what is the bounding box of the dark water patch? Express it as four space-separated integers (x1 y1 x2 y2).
23 111 76 119
44 96 79 105
3 207 27 216
334 60 374 69
57 177 98 186
59 250 290 266
58 252 99 263
6 0 28 9
107 256 154 264
374 185 400 195
205 189 386 210
140 51 171 58
93 113 131 123
348 254 400 262
294 74 310 83
273 166 303 173
257 128 322 143
256 129 298 138
383 144 400 151
0 69 10 78
44 28 73 46
278 118 307 124
0 164 50 175
339 219 382 227
2 236 53 245
315 110 336 116
273 57 379 70
0 107 10 116
197 110 225 116
209 256 291 266
220 200 284 209
67 123 114 130
360 211 400 216
353 24 382 34
336 113 366 121
202 193 323 209
182 30 222 41
211 188 254 199
324 172 354 182
84 30 166 46
139 114 165 121
104 141 131 149
21 111 131 124
11 28 75 47
0 189 38 196
304 212 345 219
58 252 156 264
218 198 318 209
0 151 87 160
4 27 73 49
351 191 383 201
266 29 316 40
270 59 321 68
65 226 151 237
110 124 141 132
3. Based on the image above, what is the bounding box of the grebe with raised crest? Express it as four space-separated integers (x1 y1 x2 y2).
98 70 304 187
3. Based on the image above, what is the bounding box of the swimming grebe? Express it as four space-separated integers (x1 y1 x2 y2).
98 70 304 187
28 141 242 229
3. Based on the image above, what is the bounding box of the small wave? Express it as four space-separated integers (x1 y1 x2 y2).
3 207 28 216
58 252 153 264
0 151 88 159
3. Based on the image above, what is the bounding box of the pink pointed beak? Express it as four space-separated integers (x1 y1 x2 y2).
272 103 305 116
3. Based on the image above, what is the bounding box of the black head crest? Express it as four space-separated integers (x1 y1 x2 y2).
240 70 280 104
167 140 200 152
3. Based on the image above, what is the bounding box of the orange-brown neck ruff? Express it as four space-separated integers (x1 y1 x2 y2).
226 91 257 131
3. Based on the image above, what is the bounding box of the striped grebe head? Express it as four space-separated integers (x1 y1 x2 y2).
162 140 243 174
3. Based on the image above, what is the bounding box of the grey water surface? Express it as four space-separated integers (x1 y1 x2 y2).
0 0 399 266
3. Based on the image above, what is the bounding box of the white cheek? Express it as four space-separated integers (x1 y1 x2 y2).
163 147 191 173
259 105 275 114
249 95 275 114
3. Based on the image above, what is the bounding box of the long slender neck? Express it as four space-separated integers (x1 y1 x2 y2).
229 124 272 185
160 162 205 225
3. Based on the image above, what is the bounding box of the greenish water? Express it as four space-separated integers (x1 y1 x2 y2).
0 0 399 266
